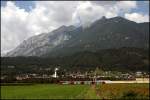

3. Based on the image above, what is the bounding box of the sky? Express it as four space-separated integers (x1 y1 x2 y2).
1 1 149 55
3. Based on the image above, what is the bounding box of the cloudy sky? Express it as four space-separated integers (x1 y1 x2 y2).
1 1 149 55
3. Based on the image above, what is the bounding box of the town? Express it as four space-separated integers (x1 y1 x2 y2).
1 66 149 84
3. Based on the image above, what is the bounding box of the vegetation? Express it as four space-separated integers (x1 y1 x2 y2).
1 84 89 99
1 83 149 99
96 83 149 99
1 47 149 76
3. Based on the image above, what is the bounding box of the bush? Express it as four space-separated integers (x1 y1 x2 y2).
122 90 138 98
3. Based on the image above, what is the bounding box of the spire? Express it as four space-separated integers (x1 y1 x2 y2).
52 68 59 78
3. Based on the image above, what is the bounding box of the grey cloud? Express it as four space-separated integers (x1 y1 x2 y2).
86 6 93 12
1 1 144 54
91 1 117 6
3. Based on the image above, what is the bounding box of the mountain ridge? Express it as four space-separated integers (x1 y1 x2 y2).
5 16 149 57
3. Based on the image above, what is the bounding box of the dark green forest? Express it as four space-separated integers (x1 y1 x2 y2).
1 47 149 76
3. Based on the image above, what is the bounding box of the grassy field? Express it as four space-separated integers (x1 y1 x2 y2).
1 84 90 99
96 83 149 99
1 83 149 99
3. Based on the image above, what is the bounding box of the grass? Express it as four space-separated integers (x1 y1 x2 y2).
96 83 149 99
1 84 90 99
1 83 149 99
84 85 100 99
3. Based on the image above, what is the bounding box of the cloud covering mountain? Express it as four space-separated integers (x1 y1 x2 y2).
5 16 149 57
1 1 149 55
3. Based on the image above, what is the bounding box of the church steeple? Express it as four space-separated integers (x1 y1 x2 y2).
52 68 58 78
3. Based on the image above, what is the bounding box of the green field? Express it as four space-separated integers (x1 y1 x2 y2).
1 84 91 99
1 83 149 99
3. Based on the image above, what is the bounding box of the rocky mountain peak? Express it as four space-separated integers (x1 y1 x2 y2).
5 16 149 57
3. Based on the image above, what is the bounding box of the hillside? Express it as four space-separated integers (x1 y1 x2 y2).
5 16 149 57
1 47 149 73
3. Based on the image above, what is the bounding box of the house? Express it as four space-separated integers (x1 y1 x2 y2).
136 71 142 76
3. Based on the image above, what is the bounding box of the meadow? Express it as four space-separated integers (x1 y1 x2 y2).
96 83 149 99
1 84 90 99
1 83 149 99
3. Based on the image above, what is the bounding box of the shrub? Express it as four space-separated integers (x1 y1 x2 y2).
122 90 138 98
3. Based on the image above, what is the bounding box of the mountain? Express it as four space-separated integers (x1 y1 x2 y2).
46 17 149 57
6 25 76 57
1 47 149 72
5 16 149 57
